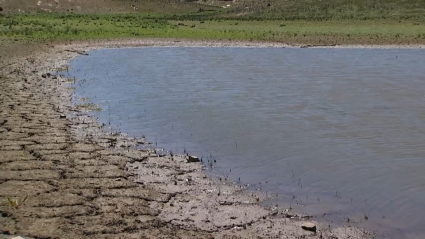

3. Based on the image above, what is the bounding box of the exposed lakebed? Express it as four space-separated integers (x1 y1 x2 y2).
69 46 425 238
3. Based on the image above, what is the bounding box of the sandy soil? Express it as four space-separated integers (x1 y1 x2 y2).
0 38 376 239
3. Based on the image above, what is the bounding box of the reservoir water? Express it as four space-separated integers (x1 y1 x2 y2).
70 47 425 238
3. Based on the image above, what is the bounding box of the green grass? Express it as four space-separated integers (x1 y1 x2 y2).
1 13 425 45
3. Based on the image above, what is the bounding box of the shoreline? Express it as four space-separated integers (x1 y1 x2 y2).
1 38 374 238
59 38 425 50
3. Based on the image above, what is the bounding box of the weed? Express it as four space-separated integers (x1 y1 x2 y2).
7 195 28 209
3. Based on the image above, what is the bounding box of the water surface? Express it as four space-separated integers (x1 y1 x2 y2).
70 47 425 238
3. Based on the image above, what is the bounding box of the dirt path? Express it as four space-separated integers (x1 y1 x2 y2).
0 39 373 239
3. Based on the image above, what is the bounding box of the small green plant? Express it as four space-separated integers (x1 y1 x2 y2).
7 195 28 209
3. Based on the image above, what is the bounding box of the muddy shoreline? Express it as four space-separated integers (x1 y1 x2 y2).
1 39 374 238
58 38 425 50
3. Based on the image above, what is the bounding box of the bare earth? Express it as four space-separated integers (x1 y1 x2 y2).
0 39 377 239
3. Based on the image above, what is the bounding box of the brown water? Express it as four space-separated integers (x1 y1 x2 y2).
70 47 425 238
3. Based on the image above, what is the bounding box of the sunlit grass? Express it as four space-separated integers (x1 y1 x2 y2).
1 13 425 45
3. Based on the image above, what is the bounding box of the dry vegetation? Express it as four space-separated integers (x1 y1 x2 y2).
231 0 425 20
0 0 218 13
2 0 425 21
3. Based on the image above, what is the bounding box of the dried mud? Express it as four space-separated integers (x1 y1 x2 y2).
0 39 374 239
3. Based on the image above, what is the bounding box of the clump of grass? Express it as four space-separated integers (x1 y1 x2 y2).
77 103 102 112
56 66 69 72
7 195 28 209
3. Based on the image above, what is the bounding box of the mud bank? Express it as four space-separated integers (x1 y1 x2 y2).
57 38 425 49
1 39 373 238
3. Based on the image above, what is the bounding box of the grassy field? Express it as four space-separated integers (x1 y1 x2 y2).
2 0 425 45
230 0 425 21
3 0 425 21
1 12 425 45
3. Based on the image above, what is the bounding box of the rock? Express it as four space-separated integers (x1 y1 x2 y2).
186 155 200 163
157 152 166 157
270 207 278 216
42 73 51 78
0 119 7 126
12 236 25 239
60 115 66 119
301 222 316 232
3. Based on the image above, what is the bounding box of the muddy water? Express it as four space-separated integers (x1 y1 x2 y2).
70 47 425 238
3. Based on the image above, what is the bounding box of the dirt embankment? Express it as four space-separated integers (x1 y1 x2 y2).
0 39 373 239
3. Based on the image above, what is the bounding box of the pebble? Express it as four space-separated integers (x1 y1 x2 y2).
301 222 317 232
187 155 200 163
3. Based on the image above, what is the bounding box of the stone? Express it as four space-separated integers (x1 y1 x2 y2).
0 119 7 126
270 207 278 216
186 155 200 163
12 236 25 239
301 222 316 232
41 73 51 78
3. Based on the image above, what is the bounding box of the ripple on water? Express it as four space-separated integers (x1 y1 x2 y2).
71 47 425 239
